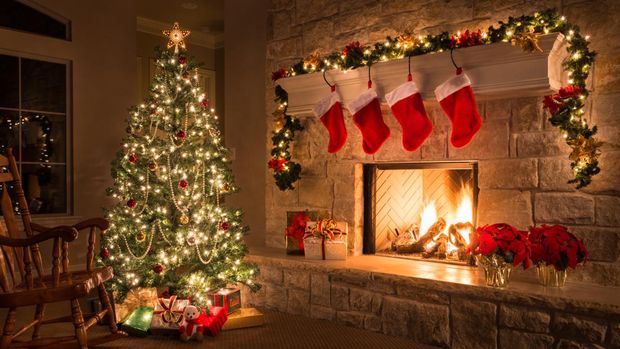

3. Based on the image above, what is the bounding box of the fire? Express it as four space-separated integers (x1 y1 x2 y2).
419 184 473 254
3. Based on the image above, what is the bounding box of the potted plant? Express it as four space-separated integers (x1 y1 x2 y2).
469 223 531 288
528 225 588 287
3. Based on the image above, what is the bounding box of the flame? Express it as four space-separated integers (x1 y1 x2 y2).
417 184 474 255
419 201 437 236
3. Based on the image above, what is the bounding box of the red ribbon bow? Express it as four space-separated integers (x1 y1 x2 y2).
154 295 184 324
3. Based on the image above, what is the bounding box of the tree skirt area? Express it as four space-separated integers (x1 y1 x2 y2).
6 306 427 349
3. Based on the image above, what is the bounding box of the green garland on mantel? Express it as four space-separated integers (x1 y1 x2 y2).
269 9 601 191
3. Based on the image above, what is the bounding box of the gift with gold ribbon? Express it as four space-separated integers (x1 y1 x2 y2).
114 287 158 323
303 218 348 260
150 294 190 334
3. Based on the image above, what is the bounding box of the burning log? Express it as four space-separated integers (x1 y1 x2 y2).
393 226 418 251
448 222 474 261
397 218 446 253
422 235 448 259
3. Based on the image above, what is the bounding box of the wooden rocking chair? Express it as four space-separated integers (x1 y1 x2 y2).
0 148 119 349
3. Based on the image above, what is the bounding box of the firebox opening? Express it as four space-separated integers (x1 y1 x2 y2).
363 162 479 265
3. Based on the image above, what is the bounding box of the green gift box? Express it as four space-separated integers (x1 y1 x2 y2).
120 306 154 337
209 288 241 314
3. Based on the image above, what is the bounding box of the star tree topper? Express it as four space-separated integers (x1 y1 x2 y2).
163 22 191 52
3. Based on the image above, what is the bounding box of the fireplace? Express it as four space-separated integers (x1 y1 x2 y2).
363 161 479 265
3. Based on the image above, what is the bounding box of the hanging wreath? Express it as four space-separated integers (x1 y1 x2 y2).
269 9 600 190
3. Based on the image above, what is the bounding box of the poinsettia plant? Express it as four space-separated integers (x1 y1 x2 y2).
285 211 310 250
528 225 588 271
469 223 531 269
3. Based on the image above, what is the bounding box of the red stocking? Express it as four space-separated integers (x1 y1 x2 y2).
434 69 482 148
385 77 432 151
313 86 347 153
347 83 390 154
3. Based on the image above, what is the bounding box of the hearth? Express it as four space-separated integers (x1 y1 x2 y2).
363 162 478 265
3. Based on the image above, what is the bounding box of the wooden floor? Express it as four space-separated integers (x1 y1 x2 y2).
0 302 429 349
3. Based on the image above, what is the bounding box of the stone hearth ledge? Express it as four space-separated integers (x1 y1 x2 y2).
245 246 620 318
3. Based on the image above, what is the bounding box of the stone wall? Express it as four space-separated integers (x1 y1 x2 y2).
264 0 620 286
243 255 620 349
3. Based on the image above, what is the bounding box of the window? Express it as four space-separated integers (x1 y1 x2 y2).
0 0 70 40
0 53 70 215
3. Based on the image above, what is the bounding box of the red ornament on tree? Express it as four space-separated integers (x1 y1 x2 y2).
271 68 287 81
178 179 189 189
179 56 187 65
153 264 164 274
201 98 209 108
127 199 137 208
176 130 187 140
219 222 230 231
99 248 110 259
128 153 138 164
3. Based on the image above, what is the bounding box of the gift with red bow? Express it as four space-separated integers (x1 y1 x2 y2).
303 218 348 260
150 294 190 335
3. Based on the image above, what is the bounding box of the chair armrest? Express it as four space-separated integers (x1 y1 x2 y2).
0 226 79 247
31 218 110 234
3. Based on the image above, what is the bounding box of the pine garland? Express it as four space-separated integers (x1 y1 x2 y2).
269 9 601 190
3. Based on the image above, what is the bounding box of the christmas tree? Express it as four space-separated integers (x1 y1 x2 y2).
101 23 259 304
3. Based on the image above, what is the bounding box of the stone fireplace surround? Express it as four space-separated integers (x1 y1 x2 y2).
256 0 620 347
241 247 620 348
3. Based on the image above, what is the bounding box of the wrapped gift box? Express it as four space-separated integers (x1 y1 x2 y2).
120 306 153 337
203 306 228 336
304 220 348 260
222 307 264 330
285 210 329 255
150 295 189 335
114 287 158 323
208 288 241 314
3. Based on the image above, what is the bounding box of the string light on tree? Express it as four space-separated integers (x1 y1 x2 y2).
102 23 259 304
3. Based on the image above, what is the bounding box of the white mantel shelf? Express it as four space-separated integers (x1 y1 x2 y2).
277 33 567 117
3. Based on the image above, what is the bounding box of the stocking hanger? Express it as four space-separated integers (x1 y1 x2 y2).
450 48 463 74
367 63 373 88
407 55 413 81
323 70 335 91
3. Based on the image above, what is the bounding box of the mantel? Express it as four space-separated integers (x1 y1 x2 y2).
277 33 567 117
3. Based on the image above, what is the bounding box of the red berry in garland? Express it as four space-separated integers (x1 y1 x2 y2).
219 222 229 231
99 248 110 259
178 56 187 65
178 179 189 189
201 98 209 108
128 153 138 164
153 263 164 274
176 130 186 140
127 199 137 208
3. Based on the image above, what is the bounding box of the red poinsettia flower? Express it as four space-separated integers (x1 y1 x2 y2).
478 232 498 255
543 95 563 115
528 224 588 271
343 41 363 57
450 30 484 48
558 85 582 98
271 68 288 82
268 158 287 172
285 212 310 249
473 223 531 269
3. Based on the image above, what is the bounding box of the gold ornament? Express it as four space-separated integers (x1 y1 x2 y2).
136 231 146 242
511 31 543 53
303 50 322 71
222 183 232 193
395 33 416 48
162 22 191 52
179 213 190 225
274 117 285 132
568 135 602 163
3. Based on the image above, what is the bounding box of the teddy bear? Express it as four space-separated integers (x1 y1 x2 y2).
178 305 205 342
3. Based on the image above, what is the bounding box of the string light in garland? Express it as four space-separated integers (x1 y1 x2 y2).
269 9 601 190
